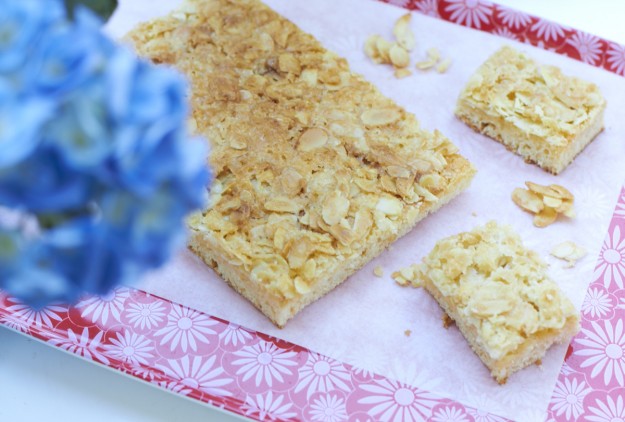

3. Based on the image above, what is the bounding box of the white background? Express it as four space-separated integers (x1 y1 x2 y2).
1 1 624 421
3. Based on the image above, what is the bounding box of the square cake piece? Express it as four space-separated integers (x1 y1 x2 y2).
416 221 579 383
126 0 475 327
456 46 606 174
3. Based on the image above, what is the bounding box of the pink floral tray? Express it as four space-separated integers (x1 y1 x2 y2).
2 1 625 420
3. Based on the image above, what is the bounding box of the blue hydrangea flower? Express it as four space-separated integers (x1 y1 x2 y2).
0 0 211 307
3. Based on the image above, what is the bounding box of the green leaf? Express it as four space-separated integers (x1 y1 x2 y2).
64 0 118 22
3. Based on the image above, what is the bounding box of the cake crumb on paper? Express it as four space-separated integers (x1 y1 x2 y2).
550 241 587 268
404 329 412 337
373 266 384 277
391 264 422 287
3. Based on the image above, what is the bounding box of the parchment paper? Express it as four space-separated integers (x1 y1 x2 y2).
107 1 625 420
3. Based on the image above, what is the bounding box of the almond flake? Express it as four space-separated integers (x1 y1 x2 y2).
416 59 436 70
550 241 587 268
394 68 412 79
298 127 328 151
436 58 452 73
511 188 544 213
533 206 557 228
361 108 401 126
322 192 350 225
393 13 415 51
389 44 410 68
426 47 440 62
376 197 403 216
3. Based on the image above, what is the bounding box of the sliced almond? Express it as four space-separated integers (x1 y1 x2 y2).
364 34 382 63
561 203 576 218
436 58 452 74
426 47 441 62
389 44 410 68
361 108 401 126
376 37 393 63
329 223 353 246
512 188 544 213
352 208 373 240
387 165 412 179
548 184 574 200
550 241 587 268
376 197 403 216
298 127 328 152
533 206 557 228
415 59 436 70
265 197 301 213
294 276 311 294
393 14 415 51
321 192 350 226
469 297 514 317
287 238 313 269
542 195 562 209
394 68 412 79
525 181 553 197
278 53 301 75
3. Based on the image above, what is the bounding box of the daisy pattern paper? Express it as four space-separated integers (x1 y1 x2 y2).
382 0 625 76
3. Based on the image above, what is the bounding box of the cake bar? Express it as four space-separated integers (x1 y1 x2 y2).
416 221 579 383
126 0 475 327
456 46 606 174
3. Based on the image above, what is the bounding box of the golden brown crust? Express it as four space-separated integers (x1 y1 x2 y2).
416 221 580 383
456 46 606 174
127 0 475 326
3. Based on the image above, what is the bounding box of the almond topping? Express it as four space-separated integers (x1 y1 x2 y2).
361 108 401 126
265 197 301 213
298 127 328 152
376 197 403 216
322 192 350 226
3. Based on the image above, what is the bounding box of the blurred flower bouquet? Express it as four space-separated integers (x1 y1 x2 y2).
0 0 210 307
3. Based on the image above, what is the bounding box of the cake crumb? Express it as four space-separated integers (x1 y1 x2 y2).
550 241 587 268
392 264 422 287
404 329 412 337
373 265 384 277
471 211 477 217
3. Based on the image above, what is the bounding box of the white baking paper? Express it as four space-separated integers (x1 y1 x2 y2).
107 1 625 420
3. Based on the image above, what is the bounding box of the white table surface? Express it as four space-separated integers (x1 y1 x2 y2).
2 1 623 421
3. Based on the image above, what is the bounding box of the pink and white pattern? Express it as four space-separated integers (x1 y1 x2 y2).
444 0 493 30
381 0 625 76
2 2 625 421
567 32 603 65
